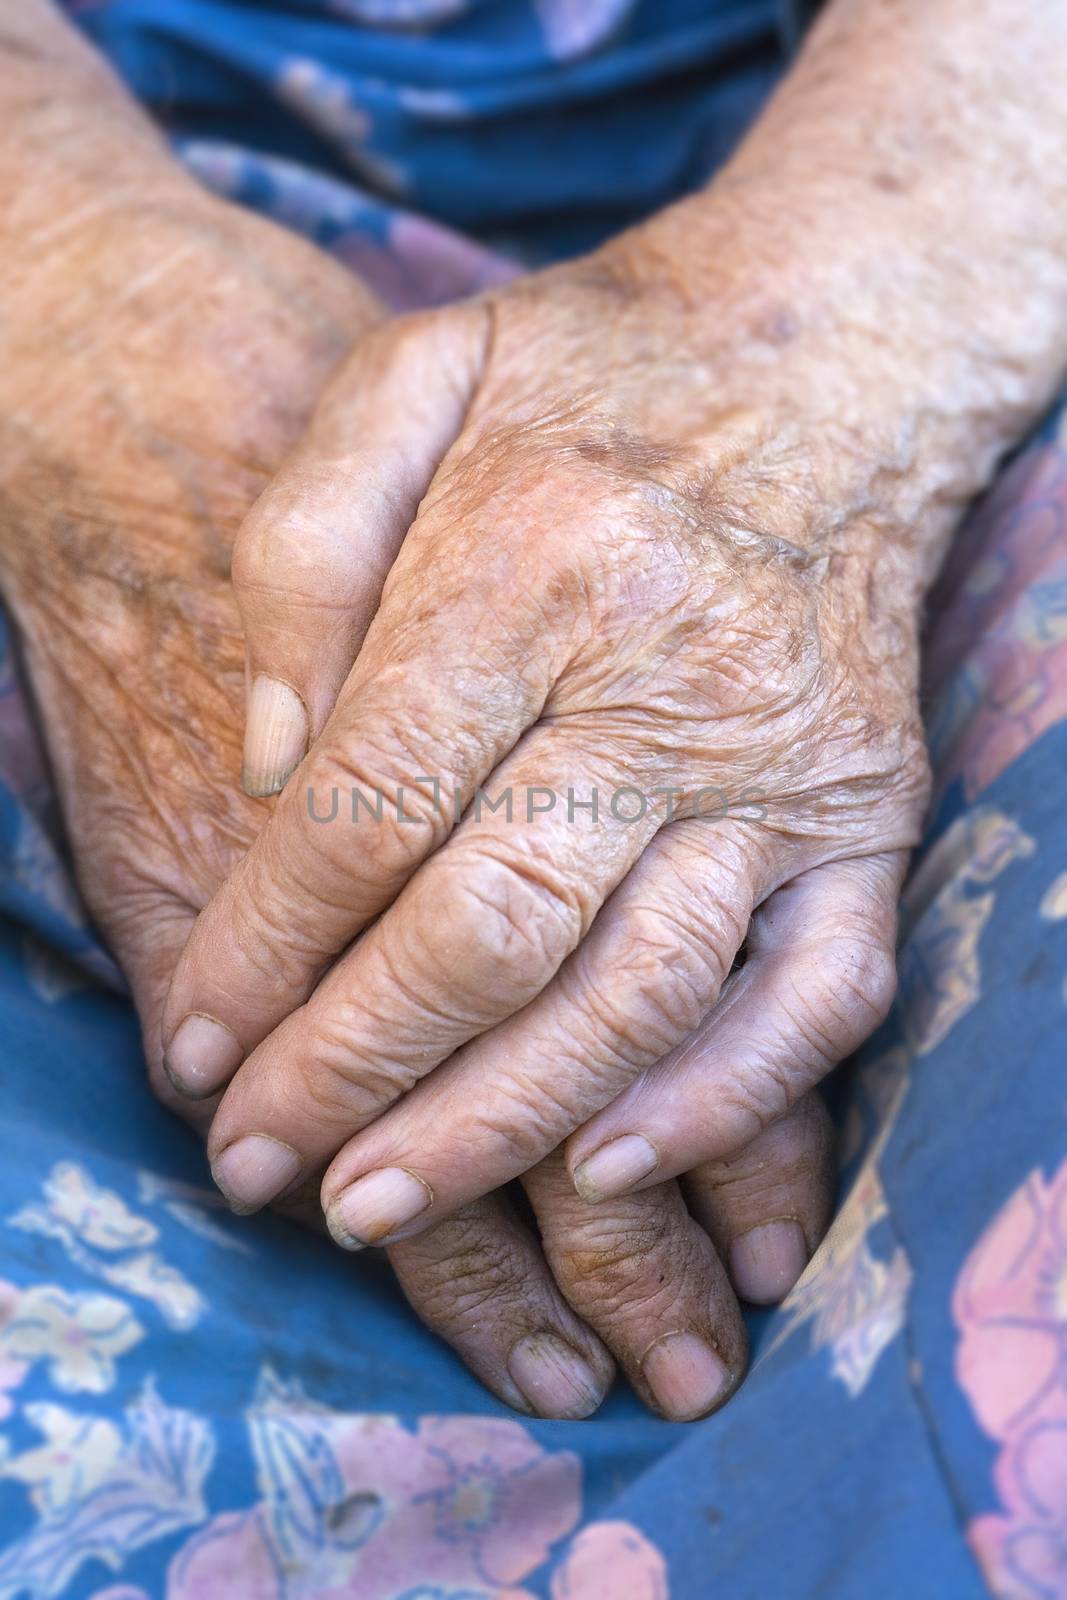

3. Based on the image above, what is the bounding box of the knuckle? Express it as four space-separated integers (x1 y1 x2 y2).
230 504 277 590
308 726 421 818
232 524 285 598
566 893 738 1068
707 1097 831 1197
818 935 898 1036
227 867 333 994
545 1207 689 1322
621 899 736 1036
300 728 450 886
431 847 585 994
291 1014 415 1128
233 491 335 601
475 1114 555 1177
217 896 316 992
465 1078 576 1172
380 308 441 367
717 1060 795 1142
393 1212 532 1332
898 739 933 808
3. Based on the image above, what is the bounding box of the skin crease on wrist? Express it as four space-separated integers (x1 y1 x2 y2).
0 2 850 1424
156 0 1067 1250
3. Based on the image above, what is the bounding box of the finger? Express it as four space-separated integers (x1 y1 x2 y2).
566 852 903 1200
204 727 658 1211
163 453 578 1099
98 898 220 1136
387 1191 614 1420
313 820 771 1248
523 1152 746 1422
237 308 488 796
112 896 617 1422
683 1092 834 1306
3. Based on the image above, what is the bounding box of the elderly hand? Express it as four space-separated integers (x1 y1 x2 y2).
165 234 919 1247
164 0 1067 1251
0 9 836 1422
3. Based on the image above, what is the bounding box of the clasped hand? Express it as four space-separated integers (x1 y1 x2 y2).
163 238 925 1265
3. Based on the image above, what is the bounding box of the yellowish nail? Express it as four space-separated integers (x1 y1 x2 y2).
572 1134 658 1202
641 1332 729 1421
326 1167 432 1249
242 675 308 797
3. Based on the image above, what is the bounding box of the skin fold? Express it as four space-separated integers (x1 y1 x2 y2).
159 0 1067 1255
0 0 841 1422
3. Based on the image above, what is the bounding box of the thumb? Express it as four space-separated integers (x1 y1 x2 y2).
234 303 489 796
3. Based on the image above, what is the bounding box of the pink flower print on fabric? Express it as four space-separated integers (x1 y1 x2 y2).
954 1159 1067 1599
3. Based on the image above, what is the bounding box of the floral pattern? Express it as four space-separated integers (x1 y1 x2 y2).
2 3 1066 1594
1040 873 1067 922
168 1371 584 1598
549 1523 668 1599
769 808 1034 1401
0 1206 660 1600
10 1166 205 1331
0 1385 214 1599
0 1282 143 1396
955 1160 1067 1599
0 1284 28 1424
1 1407 125 1518
770 1162 913 1398
896 808 1034 1056
0 1343 662 1600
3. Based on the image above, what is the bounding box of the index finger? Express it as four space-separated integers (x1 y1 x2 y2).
161 513 562 1099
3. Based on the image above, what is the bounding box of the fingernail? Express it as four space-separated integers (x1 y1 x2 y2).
572 1134 658 1202
242 675 308 797
212 1135 303 1215
164 1013 244 1099
641 1332 729 1421
730 1220 809 1305
326 1167 432 1249
507 1333 606 1420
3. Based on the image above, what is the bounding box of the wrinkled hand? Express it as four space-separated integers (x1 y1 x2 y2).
164 212 929 1247
0 180 833 1421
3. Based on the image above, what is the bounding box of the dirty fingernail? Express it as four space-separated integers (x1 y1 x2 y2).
730 1220 809 1305
641 1332 729 1421
212 1135 303 1215
572 1134 658 1202
326 1167 432 1250
507 1333 606 1419
164 1013 244 1099
242 675 308 797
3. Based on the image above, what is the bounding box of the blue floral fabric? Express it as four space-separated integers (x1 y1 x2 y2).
1 4 1066 1597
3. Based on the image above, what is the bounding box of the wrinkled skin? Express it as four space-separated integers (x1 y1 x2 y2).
165 226 930 1249
13 0 1067 1426
0 182 834 1422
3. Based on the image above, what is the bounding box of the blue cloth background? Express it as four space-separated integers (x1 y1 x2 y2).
0 4 1065 1597
70 0 788 258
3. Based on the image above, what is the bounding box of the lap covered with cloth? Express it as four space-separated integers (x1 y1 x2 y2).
0 2 1065 1596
